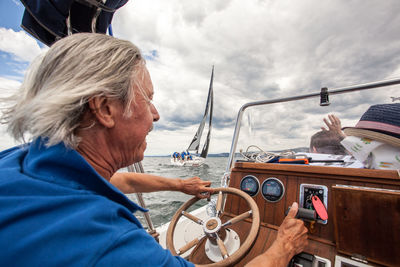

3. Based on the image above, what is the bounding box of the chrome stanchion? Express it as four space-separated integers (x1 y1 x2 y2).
127 162 159 242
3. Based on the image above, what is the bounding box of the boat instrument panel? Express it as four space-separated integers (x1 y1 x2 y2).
240 175 286 202
239 175 259 197
189 162 400 266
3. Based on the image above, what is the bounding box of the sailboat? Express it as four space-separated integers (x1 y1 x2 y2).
170 66 214 167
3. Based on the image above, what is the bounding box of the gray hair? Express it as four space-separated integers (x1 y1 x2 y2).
1 33 144 148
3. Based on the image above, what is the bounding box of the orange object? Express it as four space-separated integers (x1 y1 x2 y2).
312 195 328 220
278 158 309 164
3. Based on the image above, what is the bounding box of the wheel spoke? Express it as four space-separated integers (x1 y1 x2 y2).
222 210 252 228
177 235 205 255
216 236 229 259
181 211 203 225
215 191 224 215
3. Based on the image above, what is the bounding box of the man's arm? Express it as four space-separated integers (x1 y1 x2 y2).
110 172 214 198
245 202 308 267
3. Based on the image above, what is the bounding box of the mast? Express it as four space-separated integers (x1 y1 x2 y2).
187 66 215 154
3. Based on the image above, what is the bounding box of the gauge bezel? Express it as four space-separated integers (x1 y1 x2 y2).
261 177 285 202
239 175 260 197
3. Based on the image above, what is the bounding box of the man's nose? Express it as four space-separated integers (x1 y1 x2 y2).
152 104 160 122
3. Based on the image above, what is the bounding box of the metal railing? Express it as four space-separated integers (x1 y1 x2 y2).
128 162 157 238
222 77 400 188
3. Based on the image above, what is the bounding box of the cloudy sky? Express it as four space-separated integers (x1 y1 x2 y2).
0 0 400 155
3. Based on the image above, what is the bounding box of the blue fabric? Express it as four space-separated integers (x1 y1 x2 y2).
20 0 129 46
0 138 193 267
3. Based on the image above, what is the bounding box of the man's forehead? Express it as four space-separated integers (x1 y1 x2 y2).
133 65 153 97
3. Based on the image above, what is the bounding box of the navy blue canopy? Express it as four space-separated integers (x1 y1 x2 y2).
20 0 129 46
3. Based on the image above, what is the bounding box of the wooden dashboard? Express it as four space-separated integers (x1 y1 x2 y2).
190 162 400 266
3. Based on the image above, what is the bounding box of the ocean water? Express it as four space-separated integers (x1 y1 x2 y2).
125 157 229 228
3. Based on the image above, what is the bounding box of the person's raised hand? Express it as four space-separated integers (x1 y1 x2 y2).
321 114 346 139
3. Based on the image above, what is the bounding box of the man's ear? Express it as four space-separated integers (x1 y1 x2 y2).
88 96 117 128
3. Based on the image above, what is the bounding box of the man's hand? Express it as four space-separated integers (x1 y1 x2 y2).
179 177 214 198
148 229 160 243
275 202 309 257
321 114 346 140
245 202 308 267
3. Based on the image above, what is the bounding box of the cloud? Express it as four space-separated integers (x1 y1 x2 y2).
111 0 400 155
0 76 21 90
0 28 45 62
0 77 21 102
1 0 399 155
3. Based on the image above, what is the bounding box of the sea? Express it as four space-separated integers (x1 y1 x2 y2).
124 156 229 228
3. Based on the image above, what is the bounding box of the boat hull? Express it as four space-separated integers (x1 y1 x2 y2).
170 156 205 167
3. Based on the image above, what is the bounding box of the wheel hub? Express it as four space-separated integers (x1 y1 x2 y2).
203 217 222 235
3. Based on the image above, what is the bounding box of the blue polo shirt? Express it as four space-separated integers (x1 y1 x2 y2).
0 138 193 267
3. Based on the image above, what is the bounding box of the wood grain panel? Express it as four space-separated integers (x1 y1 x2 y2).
285 175 300 211
234 163 400 180
225 171 242 215
332 186 400 267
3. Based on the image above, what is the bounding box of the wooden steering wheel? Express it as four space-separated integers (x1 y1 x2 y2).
166 187 260 267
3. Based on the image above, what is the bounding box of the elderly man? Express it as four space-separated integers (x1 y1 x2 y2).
0 33 307 266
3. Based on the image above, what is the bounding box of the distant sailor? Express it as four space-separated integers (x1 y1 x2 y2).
172 151 180 160
181 151 187 160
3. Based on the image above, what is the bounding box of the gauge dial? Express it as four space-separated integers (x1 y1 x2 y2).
240 175 260 197
261 178 285 202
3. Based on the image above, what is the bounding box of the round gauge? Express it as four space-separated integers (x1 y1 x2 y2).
261 178 285 202
240 175 260 197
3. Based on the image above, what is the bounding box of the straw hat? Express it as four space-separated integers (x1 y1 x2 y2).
343 103 400 148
